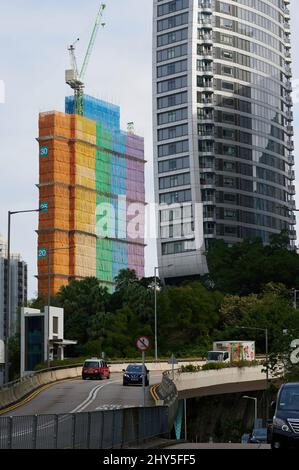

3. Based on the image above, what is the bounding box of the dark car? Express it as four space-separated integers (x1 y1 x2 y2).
123 364 149 386
271 382 299 449
249 427 268 444
82 359 110 380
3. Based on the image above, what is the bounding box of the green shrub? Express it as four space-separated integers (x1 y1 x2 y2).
202 362 230 371
180 364 202 373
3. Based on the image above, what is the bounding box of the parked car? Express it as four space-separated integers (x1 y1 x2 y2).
271 382 299 449
82 359 110 380
123 364 149 386
248 427 268 444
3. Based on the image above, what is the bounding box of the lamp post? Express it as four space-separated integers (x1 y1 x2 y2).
154 264 173 361
239 325 269 418
242 395 258 426
5 209 40 384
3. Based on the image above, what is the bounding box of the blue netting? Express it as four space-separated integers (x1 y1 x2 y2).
65 95 120 131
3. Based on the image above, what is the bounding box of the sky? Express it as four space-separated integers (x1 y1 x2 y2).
0 0 298 299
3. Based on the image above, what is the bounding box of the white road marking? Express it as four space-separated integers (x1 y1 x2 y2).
71 379 121 413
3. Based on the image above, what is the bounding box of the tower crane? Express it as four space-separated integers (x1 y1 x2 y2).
65 3 106 116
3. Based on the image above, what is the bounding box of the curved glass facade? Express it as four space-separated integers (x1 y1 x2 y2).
153 0 295 281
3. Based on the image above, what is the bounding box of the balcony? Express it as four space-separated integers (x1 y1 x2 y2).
198 18 213 29
285 65 292 77
286 140 294 151
288 184 296 195
288 154 295 166
289 230 296 241
284 80 292 91
285 51 292 63
199 33 213 45
197 65 214 76
288 169 295 180
199 0 213 14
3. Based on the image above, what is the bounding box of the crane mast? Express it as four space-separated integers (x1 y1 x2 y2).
65 3 106 116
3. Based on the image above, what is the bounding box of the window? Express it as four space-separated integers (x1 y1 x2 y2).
224 209 237 218
222 66 233 76
158 156 190 173
157 59 187 78
221 34 233 45
158 107 188 125
223 129 235 139
159 189 191 204
223 113 235 123
157 12 189 32
158 140 189 157
223 177 235 187
162 239 196 255
220 18 233 30
157 91 188 109
157 75 188 94
223 50 233 60
159 172 190 189
222 81 234 91
219 2 231 13
53 317 58 335
158 123 188 141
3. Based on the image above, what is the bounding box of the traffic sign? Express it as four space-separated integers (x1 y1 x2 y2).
136 336 150 352
168 354 178 365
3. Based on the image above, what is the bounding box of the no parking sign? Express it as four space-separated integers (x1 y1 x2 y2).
136 336 150 352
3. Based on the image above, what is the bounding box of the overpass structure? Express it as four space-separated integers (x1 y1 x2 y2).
0 362 274 448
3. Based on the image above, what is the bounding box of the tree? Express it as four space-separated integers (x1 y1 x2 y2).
55 277 109 351
206 233 299 295
158 282 221 355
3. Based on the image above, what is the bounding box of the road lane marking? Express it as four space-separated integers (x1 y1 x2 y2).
0 378 80 416
71 379 121 413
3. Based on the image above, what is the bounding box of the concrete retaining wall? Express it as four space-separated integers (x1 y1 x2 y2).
0 367 82 411
174 366 268 399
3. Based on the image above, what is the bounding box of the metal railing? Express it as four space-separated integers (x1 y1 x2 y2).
0 406 169 449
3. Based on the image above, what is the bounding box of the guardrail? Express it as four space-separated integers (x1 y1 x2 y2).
0 406 169 449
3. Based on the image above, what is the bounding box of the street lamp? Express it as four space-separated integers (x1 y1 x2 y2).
239 325 269 418
154 264 173 361
242 395 258 426
5 208 40 384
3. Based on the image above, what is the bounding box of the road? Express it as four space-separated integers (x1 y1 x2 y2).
1 372 163 417
166 443 271 449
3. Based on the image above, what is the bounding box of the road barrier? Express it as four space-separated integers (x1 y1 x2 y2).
0 406 169 449
0 366 83 412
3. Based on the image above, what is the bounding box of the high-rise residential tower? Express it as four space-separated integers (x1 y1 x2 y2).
0 237 27 385
153 0 295 283
37 95 145 296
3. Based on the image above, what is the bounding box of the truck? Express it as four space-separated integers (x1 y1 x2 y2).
207 341 255 363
